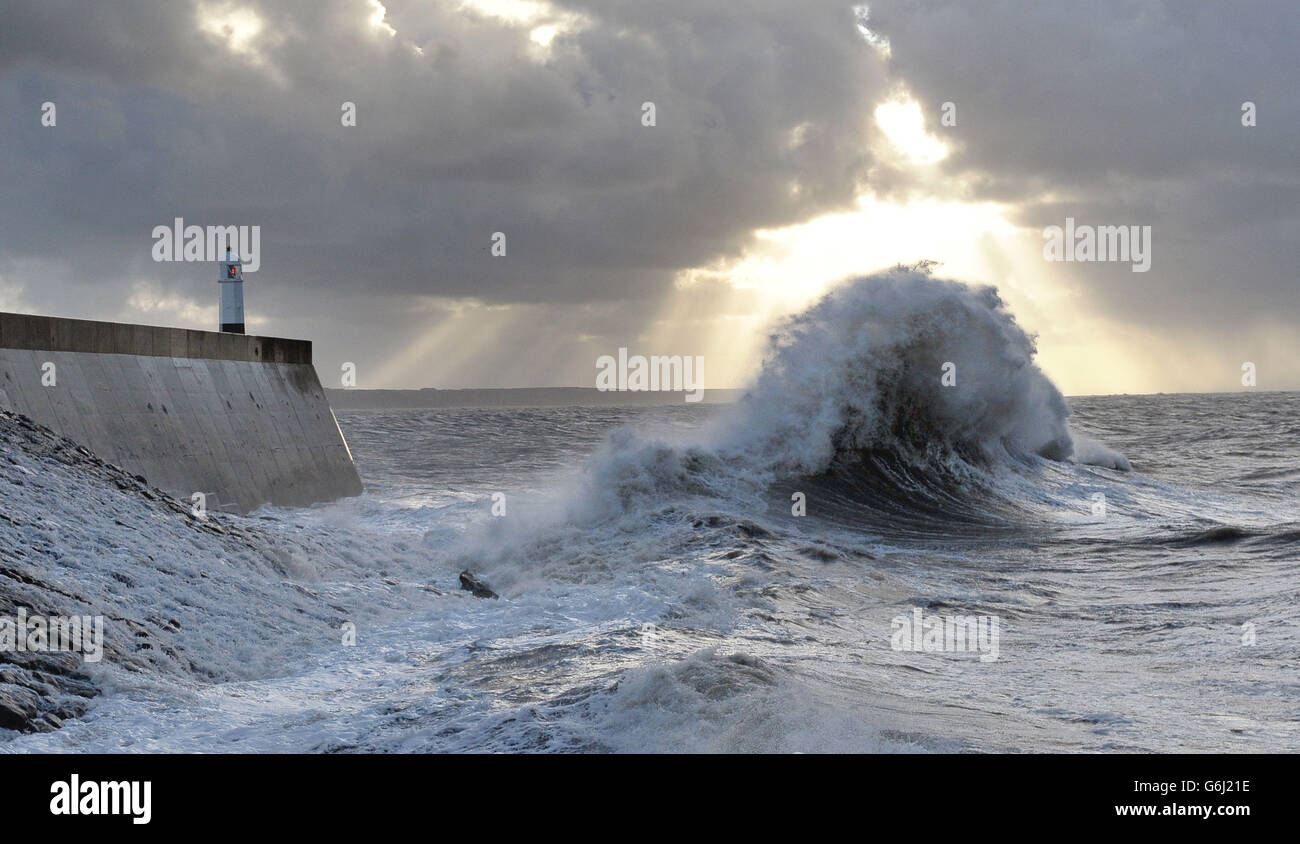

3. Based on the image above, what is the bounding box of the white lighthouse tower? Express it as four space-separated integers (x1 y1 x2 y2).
218 240 245 333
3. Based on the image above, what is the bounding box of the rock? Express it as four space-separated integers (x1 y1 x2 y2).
0 682 40 731
458 570 498 600
0 699 29 732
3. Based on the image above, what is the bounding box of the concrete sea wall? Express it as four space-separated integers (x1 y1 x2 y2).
0 312 362 513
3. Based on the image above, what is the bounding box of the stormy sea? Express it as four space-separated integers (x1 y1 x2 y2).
3 271 1297 753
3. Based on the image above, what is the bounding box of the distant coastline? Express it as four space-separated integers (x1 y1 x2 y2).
326 387 745 410
326 387 1296 411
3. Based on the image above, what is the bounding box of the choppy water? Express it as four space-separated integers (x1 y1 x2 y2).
7 270 1298 752
320 391 1299 752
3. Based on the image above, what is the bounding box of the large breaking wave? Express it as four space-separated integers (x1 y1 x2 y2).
732 266 1097 470
584 267 1127 514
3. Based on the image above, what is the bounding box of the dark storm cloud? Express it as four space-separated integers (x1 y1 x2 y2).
867 0 1300 327
0 0 888 320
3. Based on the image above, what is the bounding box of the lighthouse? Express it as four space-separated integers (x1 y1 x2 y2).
218 241 245 333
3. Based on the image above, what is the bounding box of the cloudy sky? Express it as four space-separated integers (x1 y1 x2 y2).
1 0 1295 394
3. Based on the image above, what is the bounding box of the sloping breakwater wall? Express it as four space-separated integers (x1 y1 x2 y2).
0 312 361 513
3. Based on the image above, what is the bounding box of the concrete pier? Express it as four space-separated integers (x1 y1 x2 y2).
0 312 362 513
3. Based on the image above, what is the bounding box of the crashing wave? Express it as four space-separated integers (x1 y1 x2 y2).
721 264 1127 474
583 266 1128 514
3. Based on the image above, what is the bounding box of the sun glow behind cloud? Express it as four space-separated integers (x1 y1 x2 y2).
874 99 949 164
196 1 286 81
639 96 1013 391
456 0 588 53
197 2 268 56
641 94 1161 397
661 194 1026 389
368 0 397 37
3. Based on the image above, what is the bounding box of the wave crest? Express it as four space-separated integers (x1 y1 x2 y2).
716 265 1122 476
